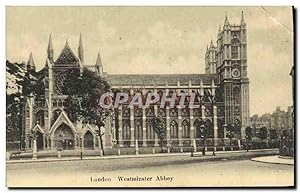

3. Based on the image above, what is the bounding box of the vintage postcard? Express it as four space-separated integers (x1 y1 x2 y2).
6 6 294 187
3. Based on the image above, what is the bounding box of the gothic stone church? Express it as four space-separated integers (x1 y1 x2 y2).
23 13 249 151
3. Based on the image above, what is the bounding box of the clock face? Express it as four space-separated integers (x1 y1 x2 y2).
232 69 241 78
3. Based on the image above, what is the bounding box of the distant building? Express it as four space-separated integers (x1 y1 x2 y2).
250 106 294 136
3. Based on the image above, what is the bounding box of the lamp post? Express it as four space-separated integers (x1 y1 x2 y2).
97 126 104 157
30 129 38 160
223 124 227 138
80 136 83 160
200 124 206 156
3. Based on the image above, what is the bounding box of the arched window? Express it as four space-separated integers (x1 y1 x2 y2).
194 119 204 139
170 120 178 139
35 109 45 127
233 87 240 105
123 119 130 140
146 119 154 139
52 109 62 124
135 119 142 140
182 120 190 138
231 39 240 59
205 119 213 138
84 130 94 150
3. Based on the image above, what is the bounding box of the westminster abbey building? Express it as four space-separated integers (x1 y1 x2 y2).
22 12 249 151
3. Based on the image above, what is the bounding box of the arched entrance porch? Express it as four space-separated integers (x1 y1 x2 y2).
53 123 75 150
83 130 94 150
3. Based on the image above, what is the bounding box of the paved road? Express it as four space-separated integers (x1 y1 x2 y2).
7 154 294 187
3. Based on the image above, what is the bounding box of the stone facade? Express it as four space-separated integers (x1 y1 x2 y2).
22 12 250 151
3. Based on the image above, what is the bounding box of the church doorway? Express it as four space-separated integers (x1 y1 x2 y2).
54 123 75 150
84 131 94 150
36 131 44 151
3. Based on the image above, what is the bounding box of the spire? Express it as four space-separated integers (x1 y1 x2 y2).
78 33 84 64
96 52 102 66
47 34 54 62
45 58 49 68
224 12 230 29
241 11 246 26
27 52 36 71
210 39 214 48
95 52 103 76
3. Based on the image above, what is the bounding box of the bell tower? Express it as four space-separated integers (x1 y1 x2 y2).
215 11 250 139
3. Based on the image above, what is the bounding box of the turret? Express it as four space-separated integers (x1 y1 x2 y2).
27 52 36 72
205 40 217 74
223 13 231 50
78 33 84 65
47 34 54 62
240 11 247 45
241 11 246 28
95 52 103 76
223 13 230 30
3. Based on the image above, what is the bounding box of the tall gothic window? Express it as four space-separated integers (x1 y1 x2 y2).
231 39 240 59
123 120 130 140
35 109 45 127
233 87 241 105
135 119 142 140
170 120 178 139
182 119 190 138
146 119 154 140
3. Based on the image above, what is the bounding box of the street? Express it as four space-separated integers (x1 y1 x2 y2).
6 153 294 187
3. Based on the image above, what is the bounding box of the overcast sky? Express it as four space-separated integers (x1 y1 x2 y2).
6 6 293 116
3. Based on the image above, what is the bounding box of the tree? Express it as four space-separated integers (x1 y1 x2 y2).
245 126 253 151
256 127 268 148
269 129 278 140
152 116 166 152
269 129 278 148
226 123 235 147
258 127 268 141
62 68 111 156
245 126 253 140
6 60 38 150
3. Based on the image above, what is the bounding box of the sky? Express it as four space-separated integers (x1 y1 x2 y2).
6 6 294 116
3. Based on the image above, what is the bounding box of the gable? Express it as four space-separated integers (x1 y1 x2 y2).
55 43 79 65
50 111 77 136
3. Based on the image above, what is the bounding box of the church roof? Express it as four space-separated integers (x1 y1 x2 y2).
108 74 218 86
55 41 79 65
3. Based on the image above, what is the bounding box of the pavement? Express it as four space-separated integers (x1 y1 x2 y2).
6 148 293 187
7 148 279 164
251 155 294 165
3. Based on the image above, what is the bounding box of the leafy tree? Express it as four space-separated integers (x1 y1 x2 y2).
6 60 37 149
258 127 268 141
62 68 111 155
245 126 253 140
226 123 236 147
245 126 253 151
152 116 166 152
269 129 278 140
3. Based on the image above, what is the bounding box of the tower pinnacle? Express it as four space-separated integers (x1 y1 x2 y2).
241 11 246 26
47 34 54 62
27 52 36 71
78 33 84 64
224 12 230 28
95 52 103 76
